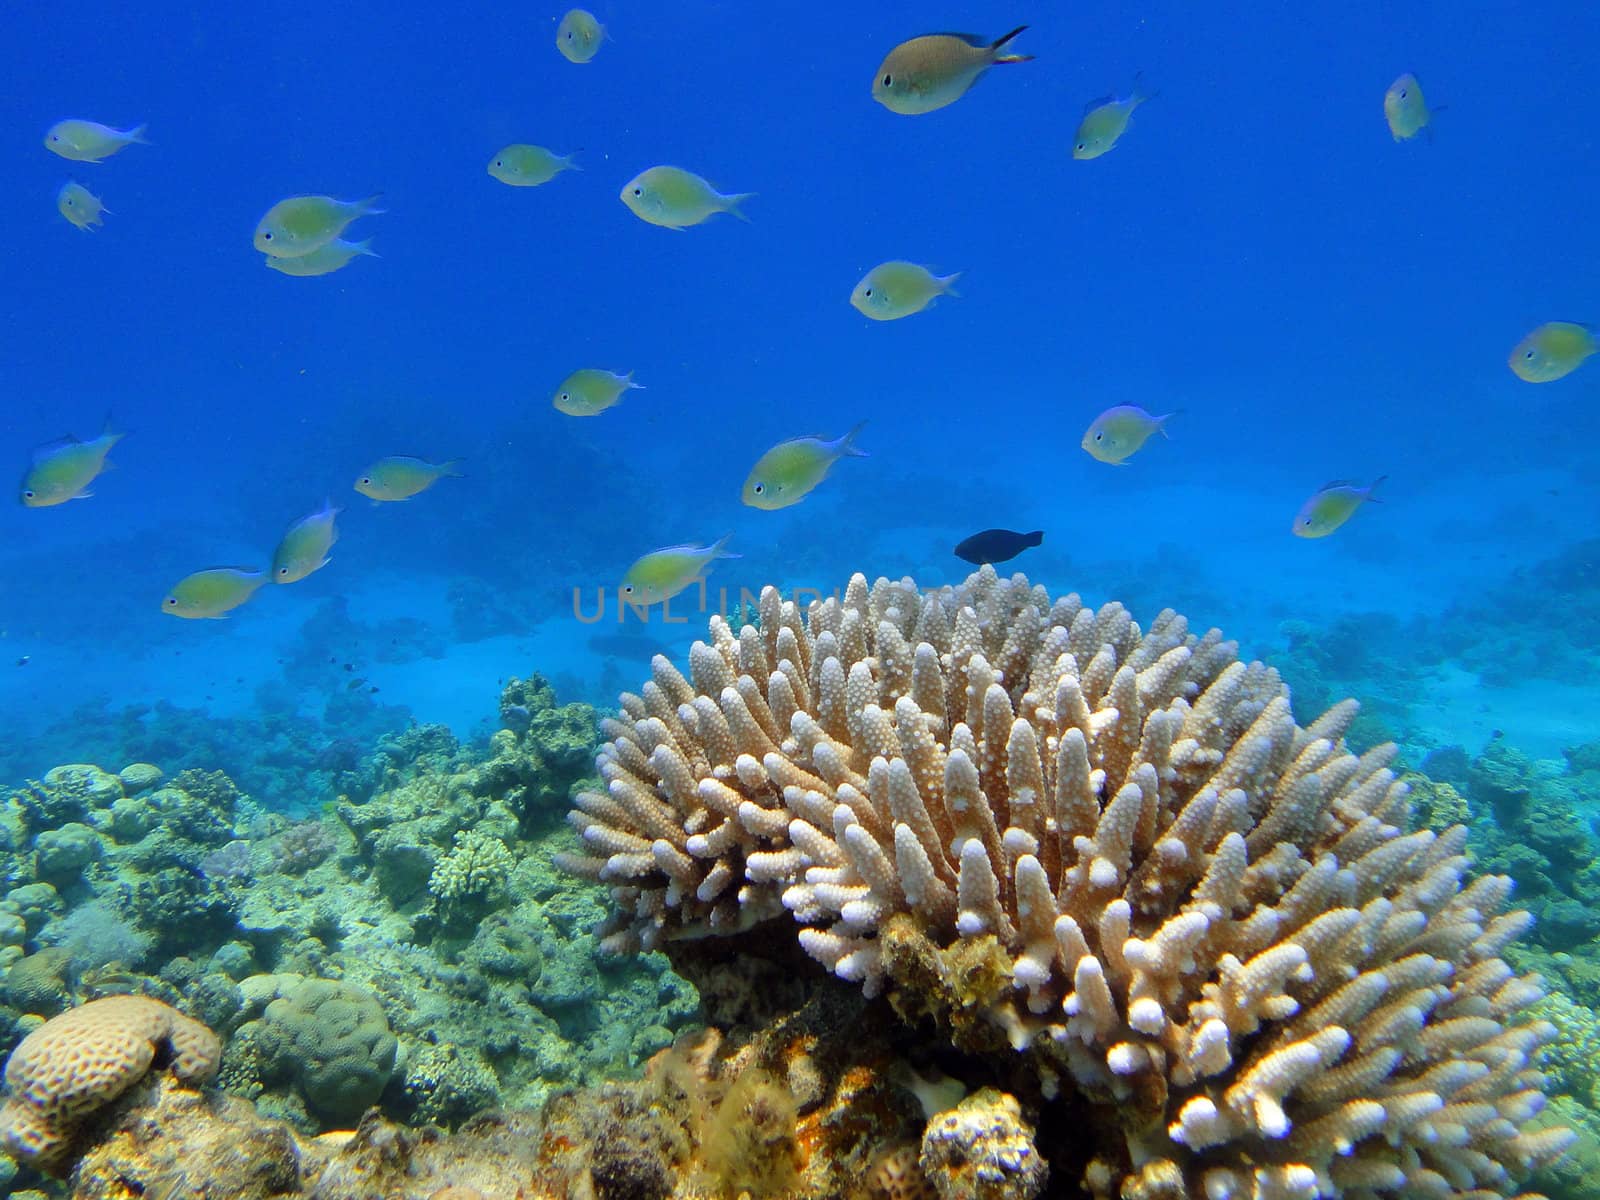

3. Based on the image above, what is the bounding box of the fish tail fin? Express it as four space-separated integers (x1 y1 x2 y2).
990 25 1033 62
439 458 466 478
1158 409 1183 436
624 371 645 391
1130 72 1157 106
710 532 740 561
100 414 127 448
125 124 150 144
1027 531 1044 547
562 152 583 171
839 420 871 458
1367 475 1388 502
723 192 756 221
940 271 962 296
351 238 379 258
357 193 387 217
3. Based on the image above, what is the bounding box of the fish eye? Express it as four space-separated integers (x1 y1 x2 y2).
22 490 34 499
1524 350 1535 359
882 74 892 86
1076 143 1087 151
278 566 290 576
864 288 873 297
1094 432 1103 441
165 597 177 606
622 585 633 594
632 188 642 196
560 393 569 401
1399 89 1408 98
360 476 371 485
753 483 764 493
263 231 273 240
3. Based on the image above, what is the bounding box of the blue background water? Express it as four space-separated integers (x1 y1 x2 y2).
2 1 1597 790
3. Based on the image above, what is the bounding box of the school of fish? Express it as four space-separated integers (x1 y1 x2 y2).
24 14 1591 626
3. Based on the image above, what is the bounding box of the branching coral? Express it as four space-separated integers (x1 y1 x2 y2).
429 829 514 904
558 566 1571 1199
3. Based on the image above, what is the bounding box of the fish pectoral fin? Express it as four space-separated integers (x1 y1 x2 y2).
71 489 95 500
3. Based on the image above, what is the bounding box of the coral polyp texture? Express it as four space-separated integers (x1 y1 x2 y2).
0 995 221 1171
558 566 1571 1199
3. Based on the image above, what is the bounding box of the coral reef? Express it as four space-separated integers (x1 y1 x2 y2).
559 566 1570 1197
21 976 925 1200
0 672 699 1159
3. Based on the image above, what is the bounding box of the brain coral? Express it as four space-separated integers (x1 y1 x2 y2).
0 995 221 1171
251 978 399 1126
558 567 1572 1199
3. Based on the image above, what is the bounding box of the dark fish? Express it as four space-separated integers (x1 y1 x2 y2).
954 529 1043 565
15 656 28 666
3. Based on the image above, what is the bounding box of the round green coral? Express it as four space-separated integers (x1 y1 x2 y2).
249 978 398 1126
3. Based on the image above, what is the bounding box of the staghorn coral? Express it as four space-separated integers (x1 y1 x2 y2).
558 566 1571 1199
0 995 221 1172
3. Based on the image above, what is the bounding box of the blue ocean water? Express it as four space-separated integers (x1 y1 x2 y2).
2 0 1597 789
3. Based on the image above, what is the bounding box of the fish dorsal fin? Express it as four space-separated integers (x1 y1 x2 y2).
1319 479 1356 491
32 435 83 461
1084 94 1120 114
929 32 989 47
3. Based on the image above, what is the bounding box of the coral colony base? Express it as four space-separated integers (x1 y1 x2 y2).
558 567 1572 1198
0 567 1580 1200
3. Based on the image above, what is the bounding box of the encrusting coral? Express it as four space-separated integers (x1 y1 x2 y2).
0 995 221 1172
558 566 1572 1199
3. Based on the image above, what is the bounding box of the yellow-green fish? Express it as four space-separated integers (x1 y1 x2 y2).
1291 478 1385 539
20 422 124 507
254 195 385 259
872 27 1033 115
850 262 960 321
1072 84 1150 160
621 535 738 606
44 119 147 163
1383 73 1432 142
57 182 108 231
272 499 341 584
264 238 376 277
1080 405 1176 465
162 568 267 620
553 369 642 416
354 456 463 501
1508 321 1597 383
556 9 604 63
488 144 578 187
742 424 869 510
620 166 753 229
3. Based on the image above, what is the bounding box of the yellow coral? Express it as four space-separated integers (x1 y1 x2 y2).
0 996 220 1171
428 828 514 902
